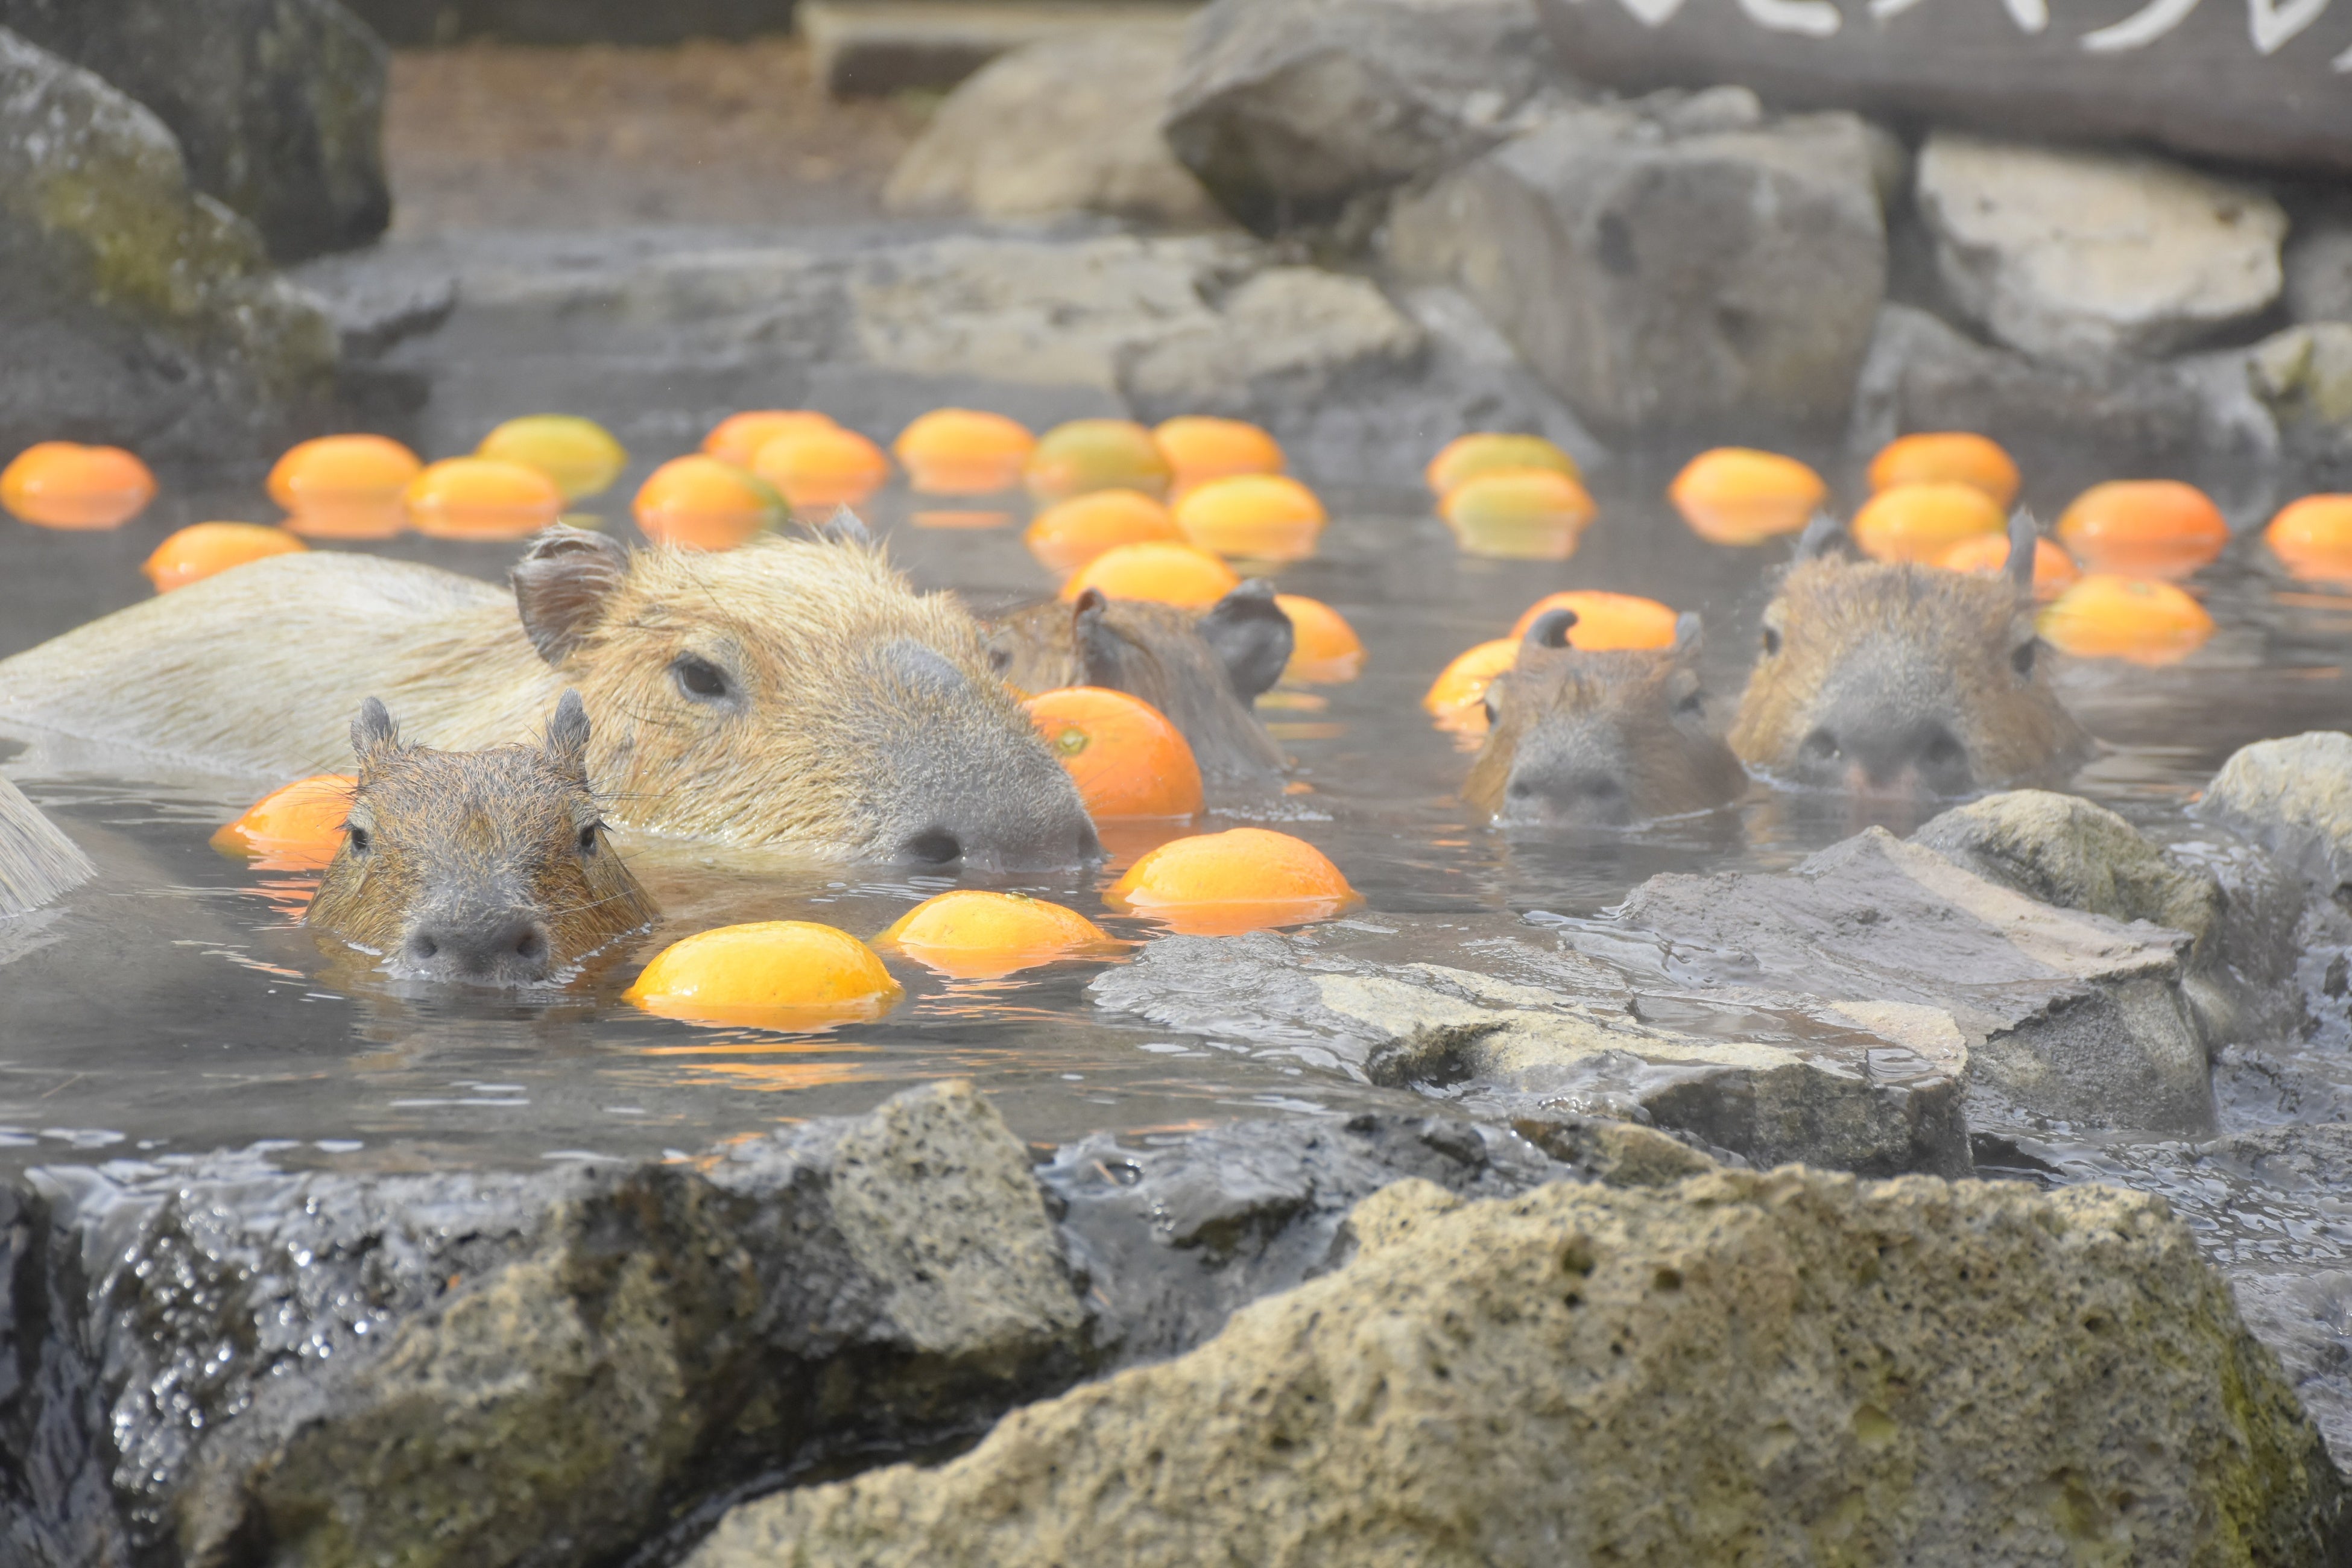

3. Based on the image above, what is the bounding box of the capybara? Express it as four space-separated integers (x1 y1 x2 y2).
984 581 1292 783
0 773 93 917
307 692 657 985
0 524 1099 868
1731 513 2090 797
1465 610 1745 826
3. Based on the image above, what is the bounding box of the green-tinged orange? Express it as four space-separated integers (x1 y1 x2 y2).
476 415 627 501
1025 419 1171 502
1440 470 1597 560
1424 433 1578 498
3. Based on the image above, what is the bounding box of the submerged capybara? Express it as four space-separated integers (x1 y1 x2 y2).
308 691 657 985
984 581 1293 784
1465 610 1745 826
0 773 93 917
1731 513 2091 797
0 523 1099 868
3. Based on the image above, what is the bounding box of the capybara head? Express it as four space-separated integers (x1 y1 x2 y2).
510 523 1099 869
1465 610 1745 826
307 692 658 986
1730 513 2091 798
982 581 1292 783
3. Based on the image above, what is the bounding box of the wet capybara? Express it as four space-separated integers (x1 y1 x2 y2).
307 692 657 986
1731 512 2091 797
0 523 1099 868
0 773 93 917
984 580 1294 784
1465 610 1745 826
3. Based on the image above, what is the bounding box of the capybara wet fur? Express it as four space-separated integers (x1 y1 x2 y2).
307 691 657 987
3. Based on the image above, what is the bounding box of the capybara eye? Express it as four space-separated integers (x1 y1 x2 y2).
1761 627 1782 657
672 654 732 701
577 823 599 856
1677 691 1706 716
347 824 372 854
1481 693 1500 727
987 645 1012 673
2011 639 2038 677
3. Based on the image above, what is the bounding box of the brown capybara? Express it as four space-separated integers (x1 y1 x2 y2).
984 581 1292 785
0 523 1098 869
1731 512 2091 797
307 692 657 986
0 773 92 917
1465 610 1745 826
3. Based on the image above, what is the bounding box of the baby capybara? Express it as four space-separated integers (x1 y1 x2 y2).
1731 513 2090 797
306 692 657 987
1465 610 1745 826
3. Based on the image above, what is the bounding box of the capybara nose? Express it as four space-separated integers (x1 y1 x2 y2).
400 909 554 985
1504 768 1634 827
897 805 1104 872
1802 718 1973 797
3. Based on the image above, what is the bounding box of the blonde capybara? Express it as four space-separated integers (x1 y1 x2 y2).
1731 513 2091 797
0 525 1099 868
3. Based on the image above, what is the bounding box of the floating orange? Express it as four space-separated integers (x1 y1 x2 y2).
624 921 902 1029
894 408 1035 496
1107 827 1358 937
1849 482 2006 564
873 890 1120 980
1025 686 1203 820
405 457 565 540
1155 416 1285 489
1441 470 1596 560
753 426 890 511
2038 575 2214 665
268 434 420 539
1506 591 1677 648
1274 595 1364 684
2266 495 2352 584
142 523 306 593
2056 480 2229 581
633 456 783 551
1668 448 1827 546
1936 532 2079 599
1173 474 1327 563
1023 489 1180 575
703 409 837 469
1060 541 1240 609
1025 419 1172 502
1 442 156 530
1423 639 1520 735
210 774 355 871
476 415 627 501
1424 433 1579 499
1866 432 2021 508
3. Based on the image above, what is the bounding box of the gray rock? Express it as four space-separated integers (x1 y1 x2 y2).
686 1170 2349 1567
1388 96 1885 438
2249 322 2352 484
882 31 1224 227
2286 210 2352 326
0 0 388 261
0 28 340 463
2200 732 2352 911
1116 264 1427 418
0 775 90 918
805 1 1193 98
1915 131 2286 364
1162 0 1568 236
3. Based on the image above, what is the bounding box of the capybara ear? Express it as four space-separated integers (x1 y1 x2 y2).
1794 511 1847 561
545 689 591 779
1195 579 1293 702
2005 508 2040 598
812 505 874 550
1671 612 1704 656
1070 589 1121 686
510 525 630 666
351 697 399 767
1523 608 1578 651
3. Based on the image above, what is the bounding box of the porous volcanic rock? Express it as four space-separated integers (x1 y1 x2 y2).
684 1169 2348 1567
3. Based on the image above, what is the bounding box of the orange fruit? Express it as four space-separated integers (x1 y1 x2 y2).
2038 575 2214 665
1023 489 1180 575
703 409 838 469
624 921 902 1029
267 434 421 539
1668 448 1827 546
1440 470 1597 560
1060 541 1240 608
476 415 627 501
210 774 355 871
1936 532 2079 599
1025 419 1172 502
1423 639 1521 735
1173 474 1327 563
1424 433 1579 498
873 890 1119 980
1155 416 1285 489
2056 480 2229 581
893 408 1034 496
142 522 306 593
1106 827 1359 937
2266 495 2352 584
633 456 783 551
1 442 156 530
1025 686 1203 820
405 457 565 540
753 426 890 511
1506 590 1677 648
1866 432 2020 508
1274 595 1364 684
1850 482 2006 564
